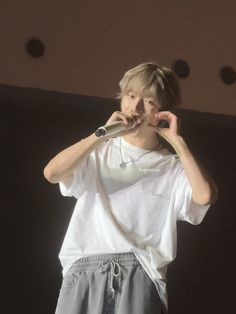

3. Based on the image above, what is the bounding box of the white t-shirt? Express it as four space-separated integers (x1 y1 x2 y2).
58 136 211 311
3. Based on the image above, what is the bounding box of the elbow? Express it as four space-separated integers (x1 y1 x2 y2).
43 166 59 184
192 182 218 206
192 193 212 206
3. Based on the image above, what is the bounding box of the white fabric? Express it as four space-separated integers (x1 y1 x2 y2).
58 137 211 311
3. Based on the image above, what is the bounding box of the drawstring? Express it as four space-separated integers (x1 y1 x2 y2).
97 259 122 298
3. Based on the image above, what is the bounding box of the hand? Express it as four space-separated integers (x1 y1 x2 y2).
104 111 144 137
147 111 182 145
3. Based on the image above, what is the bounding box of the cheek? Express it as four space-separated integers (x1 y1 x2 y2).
147 112 159 125
149 117 157 125
121 98 130 112
120 103 126 112
145 106 158 119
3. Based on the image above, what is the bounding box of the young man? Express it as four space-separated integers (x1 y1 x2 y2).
44 61 217 314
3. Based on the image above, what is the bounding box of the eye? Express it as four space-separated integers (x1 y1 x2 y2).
128 92 135 98
145 99 155 105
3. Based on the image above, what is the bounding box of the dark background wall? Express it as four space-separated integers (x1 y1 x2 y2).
0 0 236 116
1 85 235 314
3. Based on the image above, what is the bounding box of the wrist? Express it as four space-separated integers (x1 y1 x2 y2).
80 132 106 148
90 132 107 144
171 136 189 156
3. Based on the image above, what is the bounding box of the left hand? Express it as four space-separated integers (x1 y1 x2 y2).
147 111 181 145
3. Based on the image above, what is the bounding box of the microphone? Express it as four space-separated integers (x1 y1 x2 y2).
95 121 128 137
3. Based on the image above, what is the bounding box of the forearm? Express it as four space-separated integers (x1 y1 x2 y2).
43 109 138 184
171 136 218 205
43 132 105 183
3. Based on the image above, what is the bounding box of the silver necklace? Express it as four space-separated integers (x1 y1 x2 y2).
119 137 162 169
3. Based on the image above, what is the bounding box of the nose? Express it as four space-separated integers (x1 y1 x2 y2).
133 97 144 113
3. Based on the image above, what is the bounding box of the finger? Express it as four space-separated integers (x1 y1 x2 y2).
170 117 178 133
123 112 140 128
117 112 133 126
108 113 128 128
155 112 178 132
125 115 137 128
155 112 170 122
155 111 172 116
156 111 178 121
131 113 143 127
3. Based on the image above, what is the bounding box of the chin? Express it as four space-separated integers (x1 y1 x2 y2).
127 126 143 137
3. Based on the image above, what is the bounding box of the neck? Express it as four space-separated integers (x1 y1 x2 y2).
122 133 161 150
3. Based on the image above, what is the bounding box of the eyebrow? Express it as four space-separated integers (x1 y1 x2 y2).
144 96 154 100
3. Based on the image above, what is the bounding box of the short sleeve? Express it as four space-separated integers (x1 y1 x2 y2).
59 155 93 199
173 163 211 225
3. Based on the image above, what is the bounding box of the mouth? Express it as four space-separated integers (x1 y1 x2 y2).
128 122 143 133
132 119 144 129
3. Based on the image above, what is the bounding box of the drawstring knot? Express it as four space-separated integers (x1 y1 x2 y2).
97 259 122 298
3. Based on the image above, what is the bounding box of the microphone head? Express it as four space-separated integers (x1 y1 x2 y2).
95 128 106 137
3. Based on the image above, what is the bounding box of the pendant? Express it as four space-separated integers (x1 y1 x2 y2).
120 162 127 169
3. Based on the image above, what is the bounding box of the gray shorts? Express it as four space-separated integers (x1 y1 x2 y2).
55 252 164 314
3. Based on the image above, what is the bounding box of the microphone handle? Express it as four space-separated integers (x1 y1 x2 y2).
95 121 126 137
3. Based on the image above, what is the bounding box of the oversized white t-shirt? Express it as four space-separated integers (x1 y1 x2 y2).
58 136 211 311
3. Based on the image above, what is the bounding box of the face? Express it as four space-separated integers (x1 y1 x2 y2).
120 90 160 136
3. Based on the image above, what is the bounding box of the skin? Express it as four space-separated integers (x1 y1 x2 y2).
105 89 217 205
44 88 217 205
106 90 163 150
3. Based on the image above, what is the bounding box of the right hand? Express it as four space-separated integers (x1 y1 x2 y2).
104 111 144 137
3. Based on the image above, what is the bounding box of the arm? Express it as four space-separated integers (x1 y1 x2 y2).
43 111 138 185
170 136 218 205
43 132 105 184
148 111 218 206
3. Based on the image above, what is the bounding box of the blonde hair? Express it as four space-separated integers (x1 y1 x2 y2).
117 61 182 111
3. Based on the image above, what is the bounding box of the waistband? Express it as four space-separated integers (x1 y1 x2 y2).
69 252 140 271
68 252 140 299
